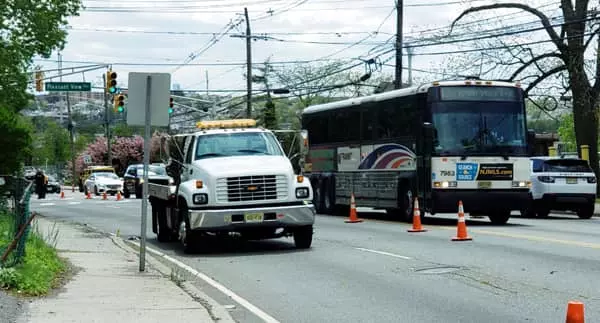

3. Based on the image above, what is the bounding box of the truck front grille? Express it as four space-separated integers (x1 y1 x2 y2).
216 175 288 202
148 178 170 186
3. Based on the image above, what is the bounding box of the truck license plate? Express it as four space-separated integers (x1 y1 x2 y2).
477 181 492 189
566 177 577 184
244 213 264 223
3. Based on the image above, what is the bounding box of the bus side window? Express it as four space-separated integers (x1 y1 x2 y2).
304 115 328 145
330 109 360 143
376 97 417 140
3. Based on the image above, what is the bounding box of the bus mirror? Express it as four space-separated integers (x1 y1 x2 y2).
299 129 309 153
422 122 436 154
527 130 536 156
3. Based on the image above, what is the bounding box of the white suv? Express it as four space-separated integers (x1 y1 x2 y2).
526 156 597 219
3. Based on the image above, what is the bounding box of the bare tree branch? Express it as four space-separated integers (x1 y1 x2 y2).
449 3 567 53
509 53 563 80
524 65 568 94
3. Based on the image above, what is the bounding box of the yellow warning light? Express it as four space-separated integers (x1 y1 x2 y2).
196 119 257 129
432 81 440 86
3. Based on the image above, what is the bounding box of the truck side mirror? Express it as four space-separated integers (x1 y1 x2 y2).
527 130 536 156
422 122 436 155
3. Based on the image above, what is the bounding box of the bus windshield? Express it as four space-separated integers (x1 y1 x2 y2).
431 87 527 156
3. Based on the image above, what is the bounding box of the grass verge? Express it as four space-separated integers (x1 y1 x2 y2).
0 212 67 296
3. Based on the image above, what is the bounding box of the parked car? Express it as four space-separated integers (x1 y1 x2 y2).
46 175 61 193
123 164 172 199
83 172 123 196
525 156 597 219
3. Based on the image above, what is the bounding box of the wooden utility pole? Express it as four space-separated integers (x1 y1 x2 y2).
244 7 252 117
394 0 403 89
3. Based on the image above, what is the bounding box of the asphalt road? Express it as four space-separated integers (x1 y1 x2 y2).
31 190 600 323
0 291 23 323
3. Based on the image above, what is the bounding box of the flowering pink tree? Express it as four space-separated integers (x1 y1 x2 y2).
68 132 167 177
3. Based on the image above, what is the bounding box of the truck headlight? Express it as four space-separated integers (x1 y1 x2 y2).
295 187 309 199
193 193 208 205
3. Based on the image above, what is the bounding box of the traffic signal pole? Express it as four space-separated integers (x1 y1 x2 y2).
102 72 112 164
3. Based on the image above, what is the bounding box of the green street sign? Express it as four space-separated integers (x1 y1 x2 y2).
45 82 92 92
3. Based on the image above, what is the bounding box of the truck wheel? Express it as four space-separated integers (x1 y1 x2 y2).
488 210 510 225
123 188 131 199
293 226 313 249
577 204 594 219
156 213 173 242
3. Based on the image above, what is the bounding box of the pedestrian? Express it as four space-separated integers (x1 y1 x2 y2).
34 169 47 199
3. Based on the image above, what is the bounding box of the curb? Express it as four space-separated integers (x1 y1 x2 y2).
116 238 236 323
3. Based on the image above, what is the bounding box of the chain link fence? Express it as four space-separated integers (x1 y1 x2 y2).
0 176 35 268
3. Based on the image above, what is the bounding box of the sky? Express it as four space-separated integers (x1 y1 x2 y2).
32 0 564 99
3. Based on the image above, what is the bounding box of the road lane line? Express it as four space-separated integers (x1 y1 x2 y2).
68 202 81 205
355 247 412 260
39 203 55 206
473 229 600 249
133 242 281 323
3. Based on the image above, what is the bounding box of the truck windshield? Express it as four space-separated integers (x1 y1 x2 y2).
195 132 284 160
431 100 527 156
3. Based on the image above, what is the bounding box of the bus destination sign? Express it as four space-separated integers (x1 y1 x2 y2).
440 86 520 102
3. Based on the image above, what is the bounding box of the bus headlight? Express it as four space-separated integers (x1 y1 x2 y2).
295 187 310 198
512 181 531 187
434 181 457 188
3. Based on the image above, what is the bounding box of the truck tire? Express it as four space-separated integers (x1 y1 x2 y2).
488 210 510 225
293 225 313 249
577 203 594 219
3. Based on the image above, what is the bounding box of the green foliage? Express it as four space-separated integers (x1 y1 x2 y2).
0 214 66 295
0 0 83 174
0 109 33 173
262 101 277 129
557 113 578 151
34 121 70 166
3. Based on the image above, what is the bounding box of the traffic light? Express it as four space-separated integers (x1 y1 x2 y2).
35 71 43 92
114 94 125 113
106 70 117 94
168 97 174 114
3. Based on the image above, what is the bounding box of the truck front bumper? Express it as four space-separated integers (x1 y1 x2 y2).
188 203 316 230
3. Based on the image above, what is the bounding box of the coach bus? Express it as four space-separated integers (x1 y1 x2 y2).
301 79 536 224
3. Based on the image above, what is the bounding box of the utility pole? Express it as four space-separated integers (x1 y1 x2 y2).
58 53 64 124
205 70 209 97
102 72 112 165
66 93 76 193
244 7 253 118
406 46 413 87
394 0 404 89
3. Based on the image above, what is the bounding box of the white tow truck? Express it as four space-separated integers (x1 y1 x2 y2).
148 119 316 252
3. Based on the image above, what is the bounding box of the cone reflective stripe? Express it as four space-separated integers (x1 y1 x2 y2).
452 200 472 241
408 197 427 232
566 301 585 323
345 192 363 223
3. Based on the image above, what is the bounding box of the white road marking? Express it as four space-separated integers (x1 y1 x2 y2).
138 243 281 323
355 247 412 260
68 202 81 205
39 202 56 206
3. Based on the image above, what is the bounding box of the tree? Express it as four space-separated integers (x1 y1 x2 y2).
0 0 82 174
451 1 600 183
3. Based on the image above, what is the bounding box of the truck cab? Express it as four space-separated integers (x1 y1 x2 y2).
149 119 316 252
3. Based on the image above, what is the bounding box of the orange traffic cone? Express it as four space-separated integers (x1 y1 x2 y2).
86 192 91 199
116 191 122 201
345 193 363 223
566 301 585 323
452 200 472 241
60 191 65 199
407 197 427 232
102 192 107 200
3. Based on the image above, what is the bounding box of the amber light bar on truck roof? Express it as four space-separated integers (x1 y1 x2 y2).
196 119 257 129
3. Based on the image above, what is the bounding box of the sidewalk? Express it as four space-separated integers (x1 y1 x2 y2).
18 217 217 323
